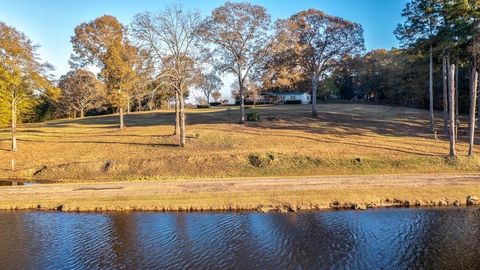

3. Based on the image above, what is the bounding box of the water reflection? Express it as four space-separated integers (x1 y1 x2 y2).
0 208 479 269
0 180 52 186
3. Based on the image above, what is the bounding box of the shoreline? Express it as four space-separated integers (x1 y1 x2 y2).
1 174 480 213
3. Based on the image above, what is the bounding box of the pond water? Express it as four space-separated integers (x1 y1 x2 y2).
0 180 52 186
1 208 479 269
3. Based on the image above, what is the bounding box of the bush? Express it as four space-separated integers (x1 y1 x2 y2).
209 102 222 106
248 153 276 167
197 104 210 109
284 100 302 105
247 111 260 122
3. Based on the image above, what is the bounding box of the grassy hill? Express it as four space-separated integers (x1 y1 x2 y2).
1 103 479 183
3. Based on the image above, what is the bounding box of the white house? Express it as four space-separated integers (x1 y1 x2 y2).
269 92 311 104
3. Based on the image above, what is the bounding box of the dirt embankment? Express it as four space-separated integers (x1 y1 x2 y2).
1 174 480 212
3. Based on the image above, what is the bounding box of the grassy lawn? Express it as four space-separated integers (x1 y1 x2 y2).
0 103 479 183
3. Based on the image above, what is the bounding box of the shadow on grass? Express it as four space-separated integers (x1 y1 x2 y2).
3 104 477 153
206 127 443 157
16 139 179 148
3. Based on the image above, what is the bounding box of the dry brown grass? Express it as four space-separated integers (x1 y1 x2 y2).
0 103 480 182
1 174 480 212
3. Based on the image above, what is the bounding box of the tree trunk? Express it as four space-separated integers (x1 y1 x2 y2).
179 93 186 147
455 61 459 139
127 97 131 114
119 107 124 130
137 99 142 112
311 75 318 117
442 55 449 134
239 77 246 124
448 64 456 158
80 108 84 118
174 91 180 136
11 103 17 152
429 44 435 134
478 82 480 129
469 69 478 156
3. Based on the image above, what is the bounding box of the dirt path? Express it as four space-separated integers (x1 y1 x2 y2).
1 174 480 212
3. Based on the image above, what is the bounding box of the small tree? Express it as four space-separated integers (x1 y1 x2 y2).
200 72 223 104
198 1 271 123
58 69 105 118
246 80 261 108
0 22 53 152
212 91 222 102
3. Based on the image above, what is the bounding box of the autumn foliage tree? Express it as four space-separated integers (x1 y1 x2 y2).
211 90 222 103
275 9 365 117
198 1 272 123
58 69 105 118
0 22 53 151
71 15 138 130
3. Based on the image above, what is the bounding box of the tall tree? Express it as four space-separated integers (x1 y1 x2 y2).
276 9 364 117
396 0 442 134
198 1 271 123
448 63 456 157
469 70 478 156
444 0 480 154
58 69 105 118
71 15 137 130
0 22 53 152
442 52 449 134
132 5 203 147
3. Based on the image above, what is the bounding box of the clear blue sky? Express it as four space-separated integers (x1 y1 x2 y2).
1 0 408 79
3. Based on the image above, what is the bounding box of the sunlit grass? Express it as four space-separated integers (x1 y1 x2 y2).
0 103 479 182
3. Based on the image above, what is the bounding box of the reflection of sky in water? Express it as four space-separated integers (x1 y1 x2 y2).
0 208 480 269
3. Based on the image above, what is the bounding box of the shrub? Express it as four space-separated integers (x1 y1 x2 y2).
248 153 276 167
247 111 260 122
197 104 210 109
209 102 222 106
285 100 302 105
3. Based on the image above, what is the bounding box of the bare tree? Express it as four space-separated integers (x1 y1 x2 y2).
132 6 202 147
275 9 365 117
197 1 271 123
200 72 223 104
